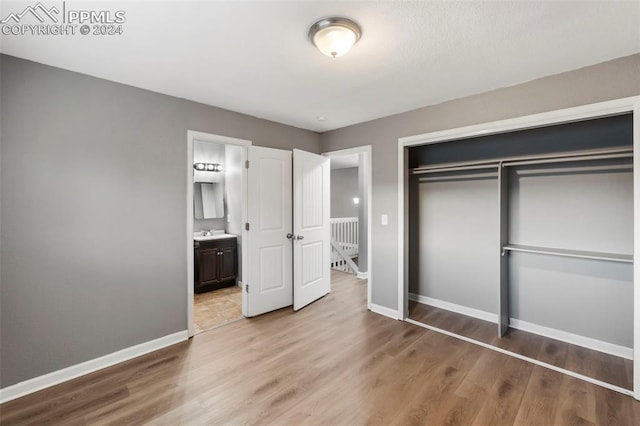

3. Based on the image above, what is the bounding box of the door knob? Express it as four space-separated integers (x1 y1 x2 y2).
295 235 304 240
286 233 295 239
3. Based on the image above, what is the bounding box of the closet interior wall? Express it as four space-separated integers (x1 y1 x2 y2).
408 114 634 354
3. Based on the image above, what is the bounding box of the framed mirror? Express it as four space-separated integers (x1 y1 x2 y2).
194 182 224 219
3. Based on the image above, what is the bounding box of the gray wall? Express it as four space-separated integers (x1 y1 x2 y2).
331 164 368 273
330 167 359 218
417 176 499 314
2 52 639 388
414 167 633 347
0 54 320 387
320 53 640 311
509 167 633 346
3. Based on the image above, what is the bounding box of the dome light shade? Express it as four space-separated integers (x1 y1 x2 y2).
309 17 361 58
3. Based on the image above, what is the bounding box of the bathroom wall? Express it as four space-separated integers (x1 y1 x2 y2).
224 144 244 281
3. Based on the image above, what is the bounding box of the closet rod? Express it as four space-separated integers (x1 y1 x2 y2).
501 244 633 263
503 152 633 168
418 172 498 182
514 163 632 176
410 146 632 174
411 164 499 175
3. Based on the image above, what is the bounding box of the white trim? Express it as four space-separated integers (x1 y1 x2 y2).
239 145 250 318
633 98 640 396
189 130 253 147
397 96 640 399
398 141 408 319
510 319 632 360
370 303 400 320
399 96 640 148
405 318 632 397
411 293 633 360
409 293 497 323
187 131 251 336
0 330 188 404
187 135 194 336
322 145 373 309
321 145 369 157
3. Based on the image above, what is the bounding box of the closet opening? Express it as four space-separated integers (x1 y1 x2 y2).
397 97 640 399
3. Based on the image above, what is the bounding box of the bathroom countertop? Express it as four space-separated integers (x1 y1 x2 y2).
193 233 237 242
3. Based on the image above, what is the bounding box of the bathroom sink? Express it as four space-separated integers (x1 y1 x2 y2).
194 233 236 241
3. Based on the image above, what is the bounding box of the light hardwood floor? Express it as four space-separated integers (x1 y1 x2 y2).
1 271 639 425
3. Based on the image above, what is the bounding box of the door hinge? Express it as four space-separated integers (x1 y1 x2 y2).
245 222 250 231
245 284 249 293
245 160 249 169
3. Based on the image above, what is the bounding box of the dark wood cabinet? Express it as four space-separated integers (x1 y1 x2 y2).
194 237 238 293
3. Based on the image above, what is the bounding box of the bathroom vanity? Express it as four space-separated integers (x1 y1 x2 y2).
194 234 238 293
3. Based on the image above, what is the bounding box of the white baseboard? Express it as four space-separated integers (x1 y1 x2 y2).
406 318 633 398
409 294 633 360
409 293 498 323
0 330 188 404
370 303 400 320
357 271 368 279
509 319 633 360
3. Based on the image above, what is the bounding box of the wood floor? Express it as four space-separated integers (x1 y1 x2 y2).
193 286 242 334
2 271 639 425
409 300 633 391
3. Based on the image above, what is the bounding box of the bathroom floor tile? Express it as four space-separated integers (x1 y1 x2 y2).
193 286 242 334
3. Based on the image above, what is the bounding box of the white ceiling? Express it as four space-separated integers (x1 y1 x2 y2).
1 1 639 132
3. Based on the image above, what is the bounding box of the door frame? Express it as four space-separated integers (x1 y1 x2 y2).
187 130 251 337
396 96 640 398
322 145 373 309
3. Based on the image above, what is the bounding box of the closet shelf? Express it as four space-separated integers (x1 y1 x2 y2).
501 244 633 263
410 146 632 175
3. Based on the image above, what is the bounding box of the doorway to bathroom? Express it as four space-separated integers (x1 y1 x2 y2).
187 131 333 337
187 132 250 336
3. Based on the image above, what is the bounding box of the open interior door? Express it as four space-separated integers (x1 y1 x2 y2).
246 146 293 316
292 149 331 310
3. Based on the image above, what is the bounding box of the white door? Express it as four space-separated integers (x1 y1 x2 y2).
293 149 331 310
246 146 293 316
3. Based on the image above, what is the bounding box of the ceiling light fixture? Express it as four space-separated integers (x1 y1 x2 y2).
308 17 361 59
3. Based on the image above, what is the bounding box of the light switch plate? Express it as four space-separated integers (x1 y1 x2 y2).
381 214 388 225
